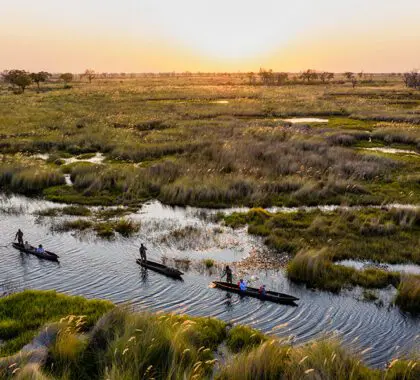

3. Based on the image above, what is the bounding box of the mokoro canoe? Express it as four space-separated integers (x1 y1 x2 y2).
12 243 59 262
212 281 299 304
136 259 183 279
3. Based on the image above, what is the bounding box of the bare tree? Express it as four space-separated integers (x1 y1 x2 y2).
247 72 256 85
259 68 275 85
402 70 419 89
319 72 334 83
344 72 354 80
83 69 96 83
275 72 288 85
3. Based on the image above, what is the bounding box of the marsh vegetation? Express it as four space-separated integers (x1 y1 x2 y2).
222 206 420 311
0 74 419 207
0 291 418 380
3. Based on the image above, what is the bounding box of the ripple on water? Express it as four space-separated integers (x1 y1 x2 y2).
0 194 419 368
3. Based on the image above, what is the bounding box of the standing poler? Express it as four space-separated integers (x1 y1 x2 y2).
139 243 147 262
15 229 24 245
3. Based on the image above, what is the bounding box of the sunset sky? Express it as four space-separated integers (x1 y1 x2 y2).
1 0 419 73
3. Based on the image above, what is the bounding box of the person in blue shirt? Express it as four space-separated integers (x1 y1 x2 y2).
36 244 45 254
238 279 247 292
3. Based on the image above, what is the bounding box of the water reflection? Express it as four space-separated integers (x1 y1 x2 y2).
224 293 233 312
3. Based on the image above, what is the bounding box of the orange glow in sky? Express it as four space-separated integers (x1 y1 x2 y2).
1 0 419 72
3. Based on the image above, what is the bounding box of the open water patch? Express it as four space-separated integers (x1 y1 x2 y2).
363 147 419 156
337 260 420 275
283 118 329 124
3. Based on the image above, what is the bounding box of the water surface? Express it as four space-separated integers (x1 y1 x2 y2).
0 195 418 367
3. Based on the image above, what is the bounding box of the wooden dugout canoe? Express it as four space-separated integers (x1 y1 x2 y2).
212 281 299 304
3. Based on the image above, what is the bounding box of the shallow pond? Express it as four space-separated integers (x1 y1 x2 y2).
33 152 106 164
337 260 420 275
0 194 419 367
363 147 419 156
283 118 329 124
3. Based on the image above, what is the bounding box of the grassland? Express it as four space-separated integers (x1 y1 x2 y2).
0 291 418 379
0 75 419 207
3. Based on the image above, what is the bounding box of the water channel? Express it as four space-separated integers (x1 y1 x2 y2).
0 194 418 367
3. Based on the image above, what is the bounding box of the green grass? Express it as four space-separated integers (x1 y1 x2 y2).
223 207 420 265
287 248 401 293
42 308 227 380
395 275 420 313
53 218 140 238
54 219 93 231
113 218 140 237
0 290 419 379
223 207 420 310
217 337 420 380
226 325 266 353
62 205 92 216
0 290 113 356
0 77 419 207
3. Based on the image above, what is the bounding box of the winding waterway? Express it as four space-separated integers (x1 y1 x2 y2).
0 194 419 367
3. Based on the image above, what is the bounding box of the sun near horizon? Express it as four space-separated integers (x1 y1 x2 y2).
1 0 419 73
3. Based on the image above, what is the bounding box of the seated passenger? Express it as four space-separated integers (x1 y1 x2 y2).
36 244 45 253
239 279 247 292
24 241 30 250
258 285 266 296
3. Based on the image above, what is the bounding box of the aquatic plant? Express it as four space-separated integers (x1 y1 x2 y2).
203 259 215 269
62 205 92 216
113 218 140 237
53 219 93 232
395 275 420 313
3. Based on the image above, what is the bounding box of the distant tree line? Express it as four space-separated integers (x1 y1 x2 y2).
1 68 419 92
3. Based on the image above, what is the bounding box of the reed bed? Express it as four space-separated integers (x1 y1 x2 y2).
1 293 418 379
